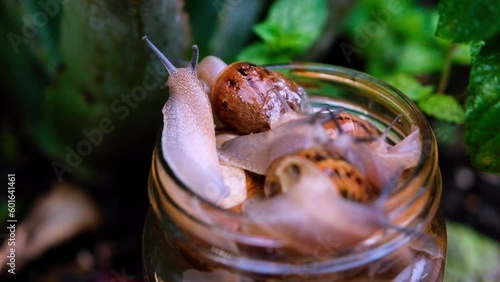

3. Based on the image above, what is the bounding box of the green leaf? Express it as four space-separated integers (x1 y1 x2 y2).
445 221 500 281
185 0 266 60
342 0 456 76
383 73 434 102
0 1 60 124
32 0 192 181
464 39 500 173
436 0 500 42
432 120 461 145
396 39 447 75
208 0 266 61
254 0 328 52
238 0 328 63
450 42 471 65
236 43 292 65
418 94 465 124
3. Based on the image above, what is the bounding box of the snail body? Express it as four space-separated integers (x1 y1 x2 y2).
143 37 227 204
373 125 422 173
217 115 330 175
243 156 388 255
216 108 419 189
264 147 378 202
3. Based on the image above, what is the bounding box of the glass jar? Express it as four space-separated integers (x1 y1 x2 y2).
142 63 447 282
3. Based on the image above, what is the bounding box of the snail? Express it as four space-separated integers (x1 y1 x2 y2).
143 37 305 207
372 125 422 173
215 132 265 210
242 156 390 255
322 111 379 140
264 147 379 202
143 36 228 204
217 113 331 175
219 109 421 191
197 57 313 134
359 115 422 180
322 114 422 191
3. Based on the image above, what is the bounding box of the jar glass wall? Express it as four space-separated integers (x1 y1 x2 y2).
143 63 447 282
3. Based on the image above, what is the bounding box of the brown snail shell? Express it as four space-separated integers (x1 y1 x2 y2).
323 111 378 139
264 147 379 202
212 62 311 134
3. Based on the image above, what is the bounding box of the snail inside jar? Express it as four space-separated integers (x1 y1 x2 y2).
142 37 447 282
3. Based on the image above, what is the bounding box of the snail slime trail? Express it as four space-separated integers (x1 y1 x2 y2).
143 40 446 282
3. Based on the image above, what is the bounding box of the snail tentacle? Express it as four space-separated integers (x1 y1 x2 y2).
190 45 199 72
142 36 177 75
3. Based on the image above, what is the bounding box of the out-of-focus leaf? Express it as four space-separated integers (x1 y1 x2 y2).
418 94 465 124
21 0 61 75
237 0 328 64
1 0 61 76
0 1 59 124
342 0 458 76
140 0 191 61
436 0 500 174
185 0 265 61
444 221 500 282
184 0 219 58
301 0 357 61
450 42 471 65
33 0 191 181
0 125 20 164
209 0 266 61
237 42 292 65
0 182 101 271
254 0 328 53
432 120 461 145
384 73 434 102
436 0 500 42
397 39 446 75
464 40 500 173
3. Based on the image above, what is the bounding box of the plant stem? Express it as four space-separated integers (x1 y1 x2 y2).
437 44 457 93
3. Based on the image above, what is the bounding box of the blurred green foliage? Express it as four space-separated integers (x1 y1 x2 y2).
185 0 266 61
335 0 500 173
342 0 465 152
437 0 500 173
341 0 468 126
384 73 465 124
418 94 465 124
1 0 192 181
445 221 500 281
342 0 468 76
463 40 500 173
436 0 499 42
237 0 328 64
